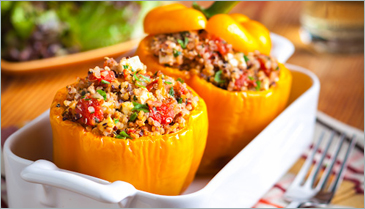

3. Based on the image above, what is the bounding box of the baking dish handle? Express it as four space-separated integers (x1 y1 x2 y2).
21 160 137 205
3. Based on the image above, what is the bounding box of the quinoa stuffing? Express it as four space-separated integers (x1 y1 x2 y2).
150 31 280 91
61 56 199 139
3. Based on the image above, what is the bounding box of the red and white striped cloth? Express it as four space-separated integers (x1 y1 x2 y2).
254 115 364 208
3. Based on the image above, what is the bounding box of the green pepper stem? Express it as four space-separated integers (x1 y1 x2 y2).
192 1 239 19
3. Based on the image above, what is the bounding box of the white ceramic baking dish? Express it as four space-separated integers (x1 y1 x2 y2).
3 33 317 207
3 63 320 208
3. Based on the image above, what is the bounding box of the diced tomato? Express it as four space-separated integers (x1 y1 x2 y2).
147 80 158 91
258 58 271 76
174 82 190 97
235 73 256 89
216 41 229 56
103 58 117 68
149 101 175 125
211 36 230 56
75 98 104 126
127 129 136 134
88 70 116 83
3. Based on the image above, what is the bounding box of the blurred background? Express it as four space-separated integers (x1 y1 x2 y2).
1 1 161 61
1 1 364 207
2 1 362 130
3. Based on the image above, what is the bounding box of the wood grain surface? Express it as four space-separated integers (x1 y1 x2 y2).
1 1 363 207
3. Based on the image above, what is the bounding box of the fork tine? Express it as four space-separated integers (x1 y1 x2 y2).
305 131 334 188
316 133 346 191
291 131 324 186
328 135 356 193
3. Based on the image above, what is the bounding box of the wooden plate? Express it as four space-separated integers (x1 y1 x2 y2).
1 37 144 75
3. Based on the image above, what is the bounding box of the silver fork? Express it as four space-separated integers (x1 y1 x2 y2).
284 131 356 208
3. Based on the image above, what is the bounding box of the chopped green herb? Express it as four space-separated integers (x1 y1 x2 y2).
139 74 151 82
173 49 181 57
178 98 183 104
129 112 138 122
214 70 226 84
115 134 125 139
177 78 184 83
255 81 261 91
248 76 254 81
133 72 142 82
132 102 149 113
133 95 137 101
169 87 175 97
177 37 189 49
164 81 172 84
164 64 171 67
136 83 147 89
154 71 158 76
276 66 279 70
120 131 132 139
114 119 119 124
94 117 100 123
84 98 91 101
243 55 249 62
101 79 110 84
123 65 129 69
96 89 107 100
115 131 132 139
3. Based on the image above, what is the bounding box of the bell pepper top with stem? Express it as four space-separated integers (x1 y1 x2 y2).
144 1 271 55
136 1 291 174
144 3 207 35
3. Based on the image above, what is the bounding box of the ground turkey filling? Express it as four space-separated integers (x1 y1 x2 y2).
150 31 280 91
61 56 199 139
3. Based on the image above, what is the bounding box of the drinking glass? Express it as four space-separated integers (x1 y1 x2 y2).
300 1 364 53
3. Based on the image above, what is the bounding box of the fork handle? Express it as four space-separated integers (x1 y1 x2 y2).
287 200 303 208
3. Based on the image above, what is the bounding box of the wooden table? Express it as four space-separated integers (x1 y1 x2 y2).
1 1 363 207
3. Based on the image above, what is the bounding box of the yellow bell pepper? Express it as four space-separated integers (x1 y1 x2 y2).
205 13 272 55
143 3 271 55
50 86 208 195
189 63 291 173
137 37 292 173
136 3 291 174
144 3 207 35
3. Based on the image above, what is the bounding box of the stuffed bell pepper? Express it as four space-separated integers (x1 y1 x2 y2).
136 3 292 173
50 56 208 195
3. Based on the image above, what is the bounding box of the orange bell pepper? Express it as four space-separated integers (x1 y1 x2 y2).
205 13 272 55
144 3 207 35
137 38 292 173
143 3 271 55
50 86 208 195
190 63 291 173
136 3 291 174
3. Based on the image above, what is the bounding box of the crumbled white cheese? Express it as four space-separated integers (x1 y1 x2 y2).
138 90 154 104
102 101 114 108
122 102 134 115
120 56 144 71
64 100 72 107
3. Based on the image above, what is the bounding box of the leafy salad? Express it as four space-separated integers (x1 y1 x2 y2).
1 1 160 62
